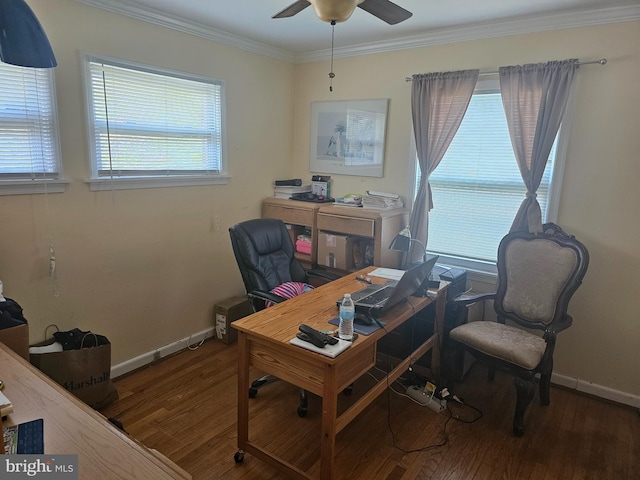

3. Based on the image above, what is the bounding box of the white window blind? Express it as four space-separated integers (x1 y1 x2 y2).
86 58 224 180
418 91 555 265
0 63 59 180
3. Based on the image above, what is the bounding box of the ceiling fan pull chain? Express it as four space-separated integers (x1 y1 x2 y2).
329 20 336 92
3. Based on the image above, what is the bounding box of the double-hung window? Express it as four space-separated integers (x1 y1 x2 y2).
84 56 227 190
415 78 563 275
0 62 63 195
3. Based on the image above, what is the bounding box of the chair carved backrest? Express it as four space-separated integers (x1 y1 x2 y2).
229 218 307 294
495 223 589 332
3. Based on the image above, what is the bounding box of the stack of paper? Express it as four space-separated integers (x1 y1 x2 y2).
362 191 404 210
273 184 311 199
334 194 363 207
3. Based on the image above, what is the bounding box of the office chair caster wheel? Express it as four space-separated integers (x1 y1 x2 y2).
248 388 258 398
298 389 308 417
234 450 245 463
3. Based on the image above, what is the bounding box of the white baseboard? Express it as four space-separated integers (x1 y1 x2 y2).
109 328 639 411
552 372 640 409
110 327 216 379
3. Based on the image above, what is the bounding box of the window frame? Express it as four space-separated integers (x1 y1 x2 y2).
82 54 228 191
0 63 66 195
410 75 573 279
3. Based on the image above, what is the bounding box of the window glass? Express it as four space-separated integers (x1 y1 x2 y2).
85 56 225 183
0 63 60 181
416 90 556 267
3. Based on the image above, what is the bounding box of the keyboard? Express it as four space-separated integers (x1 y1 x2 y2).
358 287 392 307
17 419 44 454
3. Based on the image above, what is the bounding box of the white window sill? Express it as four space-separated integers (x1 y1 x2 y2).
85 175 230 191
0 179 70 195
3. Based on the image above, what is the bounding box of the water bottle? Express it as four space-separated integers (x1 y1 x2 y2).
339 293 355 341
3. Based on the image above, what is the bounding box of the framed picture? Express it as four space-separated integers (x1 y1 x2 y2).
309 99 388 177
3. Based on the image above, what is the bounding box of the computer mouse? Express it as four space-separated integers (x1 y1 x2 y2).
354 313 372 326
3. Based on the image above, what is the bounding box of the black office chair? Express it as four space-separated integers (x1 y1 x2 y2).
446 223 589 436
229 218 339 416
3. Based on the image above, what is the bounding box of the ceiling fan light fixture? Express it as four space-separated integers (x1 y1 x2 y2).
309 0 364 23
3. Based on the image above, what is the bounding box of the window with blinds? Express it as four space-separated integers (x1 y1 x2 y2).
85 56 226 188
0 62 60 184
416 89 556 268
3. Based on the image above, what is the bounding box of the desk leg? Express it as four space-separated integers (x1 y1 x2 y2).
430 290 446 380
237 332 249 452
320 365 338 480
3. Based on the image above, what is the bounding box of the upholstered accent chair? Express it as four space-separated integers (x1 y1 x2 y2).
229 218 339 416
447 223 589 436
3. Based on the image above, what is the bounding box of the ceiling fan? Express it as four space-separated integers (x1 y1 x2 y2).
273 0 412 25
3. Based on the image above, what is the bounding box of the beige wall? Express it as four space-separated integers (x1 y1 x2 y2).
0 0 294 363
4 2 638 399
292 21 640 397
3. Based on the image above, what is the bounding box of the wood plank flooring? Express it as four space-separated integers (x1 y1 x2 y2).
100 339 640 480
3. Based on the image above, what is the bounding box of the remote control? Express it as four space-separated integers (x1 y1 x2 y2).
298 324 338 348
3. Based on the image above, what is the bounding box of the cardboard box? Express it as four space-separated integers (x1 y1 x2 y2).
317 233 355 270
0 321 29 360
312 175 331 198
214 296 252 344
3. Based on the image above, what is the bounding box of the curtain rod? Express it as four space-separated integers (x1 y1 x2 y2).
404 58 607 82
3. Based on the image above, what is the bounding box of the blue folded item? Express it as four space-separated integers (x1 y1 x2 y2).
328 317 384 336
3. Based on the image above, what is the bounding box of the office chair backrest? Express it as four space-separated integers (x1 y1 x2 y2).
494 223 589 330
229 218 308 294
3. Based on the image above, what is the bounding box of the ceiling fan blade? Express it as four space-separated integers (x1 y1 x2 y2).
272 0 311 19
358 0 412 25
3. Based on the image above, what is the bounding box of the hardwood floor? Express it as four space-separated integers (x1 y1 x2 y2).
100 339 639 479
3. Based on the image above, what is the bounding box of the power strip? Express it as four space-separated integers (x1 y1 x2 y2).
406 385 447 413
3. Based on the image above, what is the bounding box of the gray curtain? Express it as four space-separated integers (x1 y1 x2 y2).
499 59 579 233
409 69 479 263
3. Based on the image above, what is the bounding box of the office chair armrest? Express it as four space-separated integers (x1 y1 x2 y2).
248 290 288 305
450 291 496 308
306 269 342 282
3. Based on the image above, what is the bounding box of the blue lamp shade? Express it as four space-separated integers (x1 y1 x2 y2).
0 0 56 68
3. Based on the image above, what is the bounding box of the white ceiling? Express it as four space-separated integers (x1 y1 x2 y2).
78 0 640 62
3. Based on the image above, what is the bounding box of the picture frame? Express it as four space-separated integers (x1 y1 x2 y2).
309 99 388 177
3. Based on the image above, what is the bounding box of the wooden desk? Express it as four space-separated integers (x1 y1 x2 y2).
233 266 448 480
0 343 191 480
316 205 408 270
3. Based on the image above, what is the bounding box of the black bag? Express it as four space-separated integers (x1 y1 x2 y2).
0 297 27 329
53 328 109 350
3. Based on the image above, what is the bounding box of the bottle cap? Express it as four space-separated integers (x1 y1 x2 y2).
344 293 351 298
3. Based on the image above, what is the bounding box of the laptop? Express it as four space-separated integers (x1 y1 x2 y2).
344 256 439 315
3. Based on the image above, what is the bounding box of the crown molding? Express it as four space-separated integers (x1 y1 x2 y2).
73 0 297 62
74 1 640 65
296 5 640 63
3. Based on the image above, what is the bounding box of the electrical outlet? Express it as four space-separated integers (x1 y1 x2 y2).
406 385 447 413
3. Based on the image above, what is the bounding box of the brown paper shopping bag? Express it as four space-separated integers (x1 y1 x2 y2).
30 330 118 409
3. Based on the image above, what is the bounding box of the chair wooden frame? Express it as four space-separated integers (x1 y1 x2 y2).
447 223 589 436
